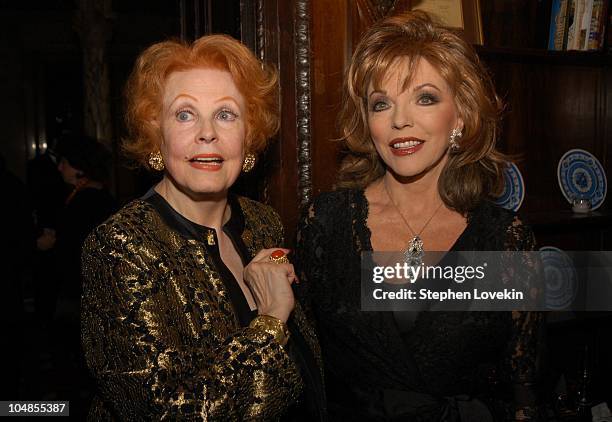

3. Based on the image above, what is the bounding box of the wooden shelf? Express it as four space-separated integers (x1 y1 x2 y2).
475 45 612 67
527 209 612 231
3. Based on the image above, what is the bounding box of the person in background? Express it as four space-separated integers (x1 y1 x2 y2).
44 135 117 417
296 11 542 421
28 140 67 326
54 134 117 316
81 34 325 420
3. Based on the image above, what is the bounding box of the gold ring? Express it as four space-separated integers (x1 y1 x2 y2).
269 249 289 264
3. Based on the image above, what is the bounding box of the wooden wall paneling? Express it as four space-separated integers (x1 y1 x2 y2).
310 0 349 197
483 60 536 209
485 57 603 215
308 0 415 201
257 0 302 243
179 0 212 40
604 65 612 215
265 0 612 244
479 0 542 48
242 0 335 243
74 0 114 147
12 52 40 180
483 53 612 250
350 0 411 50
239 0 258 53
349 2 366 51
353 0 393 29
526 65 601 213
595 65 612 250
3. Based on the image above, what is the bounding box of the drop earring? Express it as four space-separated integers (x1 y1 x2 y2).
449 128 462 151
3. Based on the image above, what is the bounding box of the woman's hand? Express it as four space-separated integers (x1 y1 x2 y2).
244 248 296 323
36 228 56 251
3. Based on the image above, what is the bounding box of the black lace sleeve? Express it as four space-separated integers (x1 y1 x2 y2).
503 215 544 421
294 202 327 325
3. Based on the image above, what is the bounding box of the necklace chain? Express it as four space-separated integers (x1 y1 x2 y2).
383 179 444 262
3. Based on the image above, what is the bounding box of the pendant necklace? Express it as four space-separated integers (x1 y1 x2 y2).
383 179 444 265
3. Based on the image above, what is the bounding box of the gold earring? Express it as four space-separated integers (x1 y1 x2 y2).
242 153 256 173
148 151 165 171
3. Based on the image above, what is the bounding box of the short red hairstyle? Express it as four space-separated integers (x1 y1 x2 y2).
123 34 279 168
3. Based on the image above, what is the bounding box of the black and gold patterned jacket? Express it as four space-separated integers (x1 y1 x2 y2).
81 191 325 421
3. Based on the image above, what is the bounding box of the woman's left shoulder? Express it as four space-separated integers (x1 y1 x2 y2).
235 195 284 244
236 196 281 224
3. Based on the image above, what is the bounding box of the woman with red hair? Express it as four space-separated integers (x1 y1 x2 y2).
81 35 325 420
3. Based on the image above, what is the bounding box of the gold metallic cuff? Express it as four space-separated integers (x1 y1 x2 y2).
249 315 290 346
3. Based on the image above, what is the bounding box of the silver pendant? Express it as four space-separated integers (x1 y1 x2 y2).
404 235 424 265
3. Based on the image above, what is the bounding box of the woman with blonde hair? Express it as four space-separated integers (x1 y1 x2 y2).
296 11 541 421
81 35 325 420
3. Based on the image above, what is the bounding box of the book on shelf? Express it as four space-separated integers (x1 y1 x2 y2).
578 0 594 49
566 0 581 49
549 0 608 51
589 0 609 50
549 0 570 50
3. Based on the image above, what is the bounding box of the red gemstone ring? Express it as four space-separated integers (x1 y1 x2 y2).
269 249 289 264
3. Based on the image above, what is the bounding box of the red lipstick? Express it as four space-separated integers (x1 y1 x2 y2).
188 153 224 171
388 137 424 156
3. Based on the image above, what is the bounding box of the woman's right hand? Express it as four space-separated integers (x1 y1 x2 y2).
244 248 296 323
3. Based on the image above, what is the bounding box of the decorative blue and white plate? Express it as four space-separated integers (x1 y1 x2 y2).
539 246 578 310
557 149 607 210
493 162 525 212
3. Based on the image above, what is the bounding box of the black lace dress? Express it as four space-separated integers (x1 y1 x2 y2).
295 189 542 422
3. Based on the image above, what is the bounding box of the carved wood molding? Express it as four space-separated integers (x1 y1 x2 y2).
256 0 265 61
355 0 410 25
295 0 312 206
256 0 268 203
